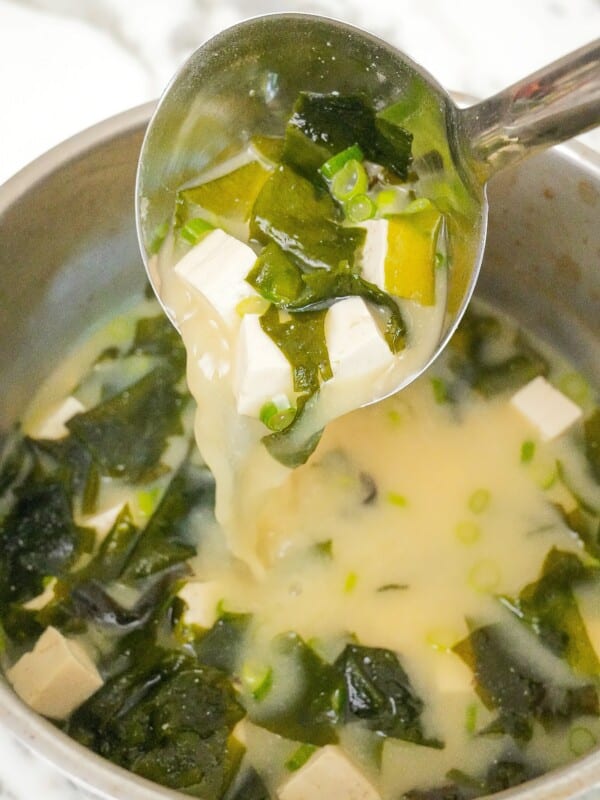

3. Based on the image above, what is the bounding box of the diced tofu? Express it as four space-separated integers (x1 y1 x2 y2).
510 376 582 441
360 219 388 290
233 313 294 417
7 626 103 720
174 228 259 330
81 502 125 540
29 396 85 439
22 578 57 611
177 580 222 629
278 745 380 800
325 297 394 383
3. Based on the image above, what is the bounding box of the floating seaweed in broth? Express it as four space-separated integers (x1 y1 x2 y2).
1 291 600 799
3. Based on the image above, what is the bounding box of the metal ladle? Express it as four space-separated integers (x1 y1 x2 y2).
136 14 599 399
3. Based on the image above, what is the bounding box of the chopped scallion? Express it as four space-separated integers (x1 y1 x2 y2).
285 743 318 772
179 217 214 245
259 396 297 432
387 491 408 507
558 372 591 406
455 520 481 545
465 703 478 735
468 560 501 593
430 377 449 404
330 159 368 203
530 458 558 489
344 572 358 593
468 488 490 514
149 220 170 254
402 197 435 215
569 726 597 756
520 440 536 463
319 144 364 180
345 193 377 222
242 662 273 701
137 487 160 517
235 295 271 317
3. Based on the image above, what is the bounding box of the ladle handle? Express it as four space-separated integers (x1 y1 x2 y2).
459 38 600 179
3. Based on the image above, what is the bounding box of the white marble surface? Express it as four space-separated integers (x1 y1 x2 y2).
0 0 599 797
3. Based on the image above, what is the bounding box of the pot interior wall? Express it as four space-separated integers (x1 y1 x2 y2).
0 124 146 431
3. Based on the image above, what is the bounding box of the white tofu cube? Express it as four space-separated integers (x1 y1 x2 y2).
29 396 85 440
233 313 294 417
278 745 380 800
325 297 395 382
174 228 259 330
7 626 103 720
22 578 57 611
359 219 388 291
177 581 222 629
81 502 125 541
510 376 582 441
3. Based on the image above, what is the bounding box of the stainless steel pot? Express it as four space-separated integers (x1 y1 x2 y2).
0 105 599 800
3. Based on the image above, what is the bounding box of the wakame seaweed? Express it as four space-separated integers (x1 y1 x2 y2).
500 548 600 676
67 649 244 799
334 644 441 747
283 93 413 182
453 622 599 742
448 309 548 396
250 164 365 271
66 367 186 484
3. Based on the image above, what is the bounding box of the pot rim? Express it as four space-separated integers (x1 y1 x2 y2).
0 102 599 800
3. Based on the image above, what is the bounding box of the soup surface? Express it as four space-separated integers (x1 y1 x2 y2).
1 293 599 800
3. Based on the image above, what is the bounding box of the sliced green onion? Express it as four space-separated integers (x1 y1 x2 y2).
259 396 296 432
430 377 449 404
425 627 459 652
319 144 364 180
569 726 597 756
149 220 170 254
434 252 447 269
455 520 481 545
465 703 478 735
235 295 271 317
520 440 536 464
387 409 403 426
344 572 358 594
285 743 318 772
179 217 214 245
386 491 408 507
468 488 490 514
330 159 368 203
345 193 377 222
314 539 333 558
402 197 435 215
468 560 501 593
242 662 273 701
137 487 160 517
558 372 591 406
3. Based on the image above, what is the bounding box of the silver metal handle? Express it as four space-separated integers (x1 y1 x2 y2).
459 39 600 179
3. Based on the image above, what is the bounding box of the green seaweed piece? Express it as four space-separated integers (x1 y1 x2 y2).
67 367 185 484
224 767 271 800
334 644 441 747
454 622 599 743
67 649 244 799
260 305 332 395
128 314 187 381
501 549 600 677
283 93 412 182
250 165 364 271
0 478 91 604
121 459 214 582
449 309 548 396
247 632 340 746
194 612 252 675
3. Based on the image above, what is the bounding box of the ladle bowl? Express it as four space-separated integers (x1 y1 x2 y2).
136 13 599 397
